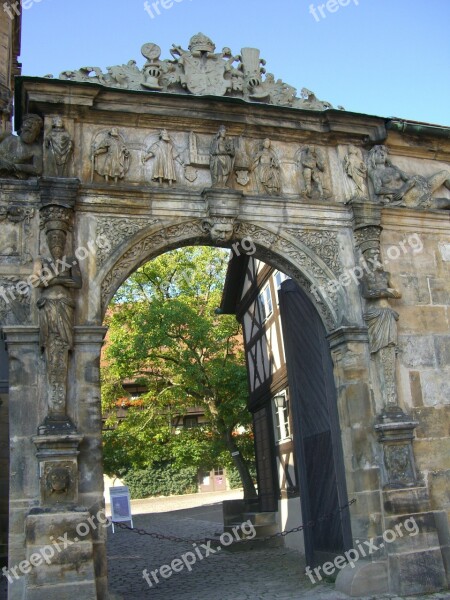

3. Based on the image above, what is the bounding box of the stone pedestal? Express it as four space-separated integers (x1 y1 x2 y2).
24 511 97 600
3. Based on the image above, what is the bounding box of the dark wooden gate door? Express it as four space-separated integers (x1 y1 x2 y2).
279 279 351 566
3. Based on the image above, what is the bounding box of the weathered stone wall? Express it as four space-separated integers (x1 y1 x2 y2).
0 339 8 565
0 12 20 135
382 207 450 522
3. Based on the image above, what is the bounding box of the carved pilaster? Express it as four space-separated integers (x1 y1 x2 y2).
375 407 421 489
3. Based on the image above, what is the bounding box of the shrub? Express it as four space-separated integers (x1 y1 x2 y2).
226 465 257 490
123 463 198 498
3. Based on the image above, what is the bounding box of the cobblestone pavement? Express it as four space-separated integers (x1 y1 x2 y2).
106 493 450 600
1 492 449 599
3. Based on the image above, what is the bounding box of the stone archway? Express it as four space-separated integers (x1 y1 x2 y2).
1 34 449 599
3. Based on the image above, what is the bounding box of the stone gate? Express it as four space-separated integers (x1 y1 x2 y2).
0 33 449 599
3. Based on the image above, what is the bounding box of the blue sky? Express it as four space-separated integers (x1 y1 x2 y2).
19 0 450 126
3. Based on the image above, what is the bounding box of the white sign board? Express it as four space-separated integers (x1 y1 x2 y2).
109 486 133 532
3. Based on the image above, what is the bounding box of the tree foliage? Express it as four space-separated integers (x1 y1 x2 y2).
101 246 256 497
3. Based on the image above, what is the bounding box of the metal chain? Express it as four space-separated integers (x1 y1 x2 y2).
111 498 356 545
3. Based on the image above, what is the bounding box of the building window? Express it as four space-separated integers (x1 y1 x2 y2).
184 415 198 428
274 270 288 290
258 284 273 322
214 467 224 476
273 391 291 442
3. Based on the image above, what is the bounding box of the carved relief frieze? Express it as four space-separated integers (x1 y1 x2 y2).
44 117 74 177
367 145 450 210
251 138 281 196
91 128 131 183
342 144 369 201
296 145 331 200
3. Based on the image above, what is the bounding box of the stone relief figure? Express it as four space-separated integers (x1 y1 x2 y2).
298 145 328 199
252 138 281 196
368 145 450 209
202 217 240 244
343 145 368 198
365 302 400 408
47 466 71 497
91 128 130 182
0 113 43 179
362 247 401 300
142 129 182 185
383 444 417 488
45 117 73 177
35 205 82 417
209 125 235 188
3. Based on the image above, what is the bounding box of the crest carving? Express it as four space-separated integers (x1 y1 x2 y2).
52 34 336 111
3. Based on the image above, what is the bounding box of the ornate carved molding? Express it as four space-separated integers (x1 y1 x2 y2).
100 219 340 329
283 228 342 275
95 217 159 267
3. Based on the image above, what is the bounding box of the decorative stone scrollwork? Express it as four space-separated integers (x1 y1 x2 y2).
100 221 205 306
100 220 339 331
95 217 158 268
284 228 342 276
53 34 337 112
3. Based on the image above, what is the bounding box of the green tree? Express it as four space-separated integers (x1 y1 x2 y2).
102 246 257 498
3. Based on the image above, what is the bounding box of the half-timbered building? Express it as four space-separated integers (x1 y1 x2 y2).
221 254 351 563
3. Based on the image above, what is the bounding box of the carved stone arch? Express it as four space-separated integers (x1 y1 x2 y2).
97 217 350 331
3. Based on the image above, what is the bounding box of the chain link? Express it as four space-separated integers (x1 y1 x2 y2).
111 498 356 545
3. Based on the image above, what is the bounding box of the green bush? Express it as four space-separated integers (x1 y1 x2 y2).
226 465 257 490
123 463 198 499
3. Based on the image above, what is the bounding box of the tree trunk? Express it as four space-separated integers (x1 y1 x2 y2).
225 429 257 499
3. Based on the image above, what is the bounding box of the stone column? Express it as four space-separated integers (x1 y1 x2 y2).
2 327 41 600
72 326 109 600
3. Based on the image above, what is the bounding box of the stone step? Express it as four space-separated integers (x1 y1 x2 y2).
241 511 277 526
